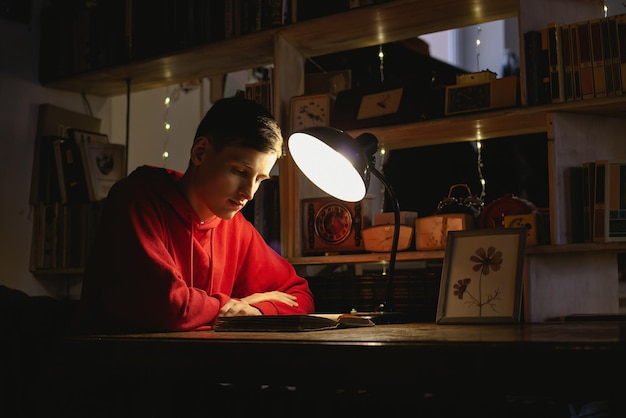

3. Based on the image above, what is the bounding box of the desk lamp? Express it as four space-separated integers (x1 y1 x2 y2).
288 126 408 324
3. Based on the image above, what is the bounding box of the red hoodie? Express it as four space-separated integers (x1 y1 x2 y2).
76 165 315 332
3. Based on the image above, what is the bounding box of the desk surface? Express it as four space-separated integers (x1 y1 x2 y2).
69 321 626 346
56 322 626 395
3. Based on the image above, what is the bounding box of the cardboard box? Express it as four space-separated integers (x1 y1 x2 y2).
445 76 518 116
415 214 474 250
374 211 418 226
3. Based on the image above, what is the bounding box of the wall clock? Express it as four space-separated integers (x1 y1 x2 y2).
356 87 404 120
302 197 372 255
330 81 424 130
290 93 331 132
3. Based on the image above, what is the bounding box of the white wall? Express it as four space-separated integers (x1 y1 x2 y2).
421 18 519 77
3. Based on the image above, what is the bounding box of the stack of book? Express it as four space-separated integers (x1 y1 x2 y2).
524 12 626 106
572 160 626 244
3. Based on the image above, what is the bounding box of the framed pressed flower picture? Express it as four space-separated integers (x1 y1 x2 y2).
436 228 527 324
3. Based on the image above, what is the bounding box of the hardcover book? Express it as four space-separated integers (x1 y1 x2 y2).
577 20 595 99
214 314 375 332
52 138 89 203
593 160 626 243
547 22 565 103
618 13 626 94
590 18 607 97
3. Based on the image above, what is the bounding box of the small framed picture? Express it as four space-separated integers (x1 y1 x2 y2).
436 228 527 324
80 142 126 201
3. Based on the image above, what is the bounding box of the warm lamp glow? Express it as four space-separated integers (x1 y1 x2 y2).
288 126 408 324
288 131 366 202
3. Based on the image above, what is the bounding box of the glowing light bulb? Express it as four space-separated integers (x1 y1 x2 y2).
164 122 171 131
162 151 169 160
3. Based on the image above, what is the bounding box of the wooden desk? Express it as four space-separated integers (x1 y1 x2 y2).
48 322 626 416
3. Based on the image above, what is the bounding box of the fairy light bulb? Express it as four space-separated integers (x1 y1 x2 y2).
378 45 385 83
475 26 482 71
476 139 486 199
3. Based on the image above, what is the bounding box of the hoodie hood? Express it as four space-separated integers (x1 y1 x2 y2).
124 165 221 231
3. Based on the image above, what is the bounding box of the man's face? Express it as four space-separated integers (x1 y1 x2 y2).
190 137 278 221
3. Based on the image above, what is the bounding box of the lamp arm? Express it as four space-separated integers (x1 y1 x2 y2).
369 166 400 313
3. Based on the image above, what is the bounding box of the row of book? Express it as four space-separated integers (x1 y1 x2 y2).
40 0 391 82
525 13 626 106
572 160 626 244
30 201 103 272
41 130 126 204
29 104 124 273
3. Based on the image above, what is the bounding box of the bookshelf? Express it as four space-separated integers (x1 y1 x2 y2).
39 0 626 320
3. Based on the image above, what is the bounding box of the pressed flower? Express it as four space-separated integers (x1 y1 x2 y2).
453 278 471 299
470 246 503 275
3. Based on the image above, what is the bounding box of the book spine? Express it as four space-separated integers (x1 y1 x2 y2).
607 161 626 241
577 20 595 99
547 23 565 103
590 18 607 98
560 24 574 102
593 160 606 243
225 0 234 39
608 15 622 95
52 139 68 204
524 30 550 106
613 13 626 95
570 23 582 100
600 17 615 96
581 161 595 243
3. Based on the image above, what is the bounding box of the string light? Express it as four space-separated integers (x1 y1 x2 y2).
475 25 482 72
162 86 181 165
476 140 486 199
378 45 385 83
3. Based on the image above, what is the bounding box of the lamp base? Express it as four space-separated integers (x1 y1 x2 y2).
352 310 413 325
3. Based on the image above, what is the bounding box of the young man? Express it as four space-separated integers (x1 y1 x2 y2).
75 97 315 332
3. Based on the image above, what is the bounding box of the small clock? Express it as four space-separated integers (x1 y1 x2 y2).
357 87 404 120
290 94 331 132
445 82 492 115
302 197 372 255
314 202 353 244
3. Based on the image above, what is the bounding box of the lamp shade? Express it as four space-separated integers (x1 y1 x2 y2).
288 127 378 202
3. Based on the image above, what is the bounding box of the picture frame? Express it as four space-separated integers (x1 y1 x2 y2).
79 141 126 201
436 228 527 324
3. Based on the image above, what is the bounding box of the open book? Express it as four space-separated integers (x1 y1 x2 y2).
214 313 375 332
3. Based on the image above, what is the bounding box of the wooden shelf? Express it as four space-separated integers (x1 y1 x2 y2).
279 0 518 58
41 0 520 97
42 29 280 97
287 242 626 266
348 95 626 149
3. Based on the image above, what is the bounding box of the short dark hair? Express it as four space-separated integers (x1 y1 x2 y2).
194 97 283 156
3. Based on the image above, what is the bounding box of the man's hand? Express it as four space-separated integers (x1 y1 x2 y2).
218 291 299 317
242 291 298 307
218 299 262 317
